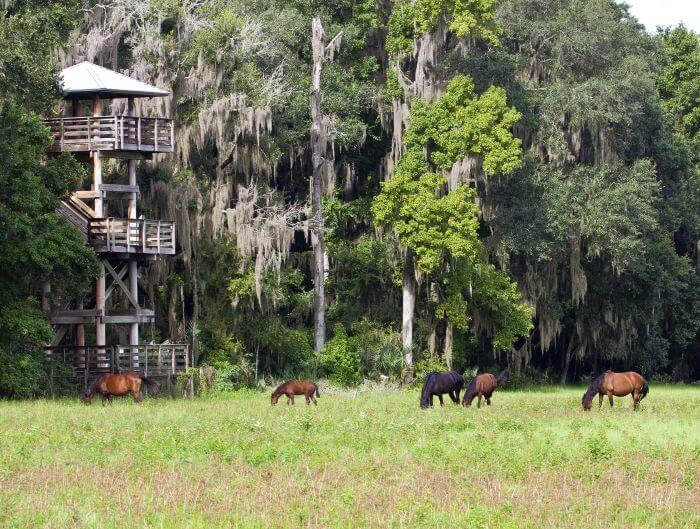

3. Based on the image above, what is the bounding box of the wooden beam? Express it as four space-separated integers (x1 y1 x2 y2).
49 325 69 347
74 190 100 199
69 195 97 218
99 184 140 195
104 309 154 324
103 260 140 309
105 262 128 301
100 151 152 160
48 309 103 325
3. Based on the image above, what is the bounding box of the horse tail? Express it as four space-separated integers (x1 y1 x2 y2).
496 370 509 385
639 377 649 400
139 375 159 397
315 384 320 398
420 372 437 408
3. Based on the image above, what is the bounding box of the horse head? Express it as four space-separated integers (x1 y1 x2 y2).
80 390 94 405
271 391 281 405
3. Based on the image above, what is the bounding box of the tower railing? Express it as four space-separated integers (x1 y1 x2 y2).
43 116 174 153
88 217 176 255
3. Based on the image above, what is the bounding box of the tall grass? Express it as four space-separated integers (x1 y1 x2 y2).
0 386 698 528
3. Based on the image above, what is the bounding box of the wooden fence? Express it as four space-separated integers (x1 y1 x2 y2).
45 344 190 383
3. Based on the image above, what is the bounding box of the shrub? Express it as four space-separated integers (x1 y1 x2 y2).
349 319 403 381
414 354 448 385
321 324 361 387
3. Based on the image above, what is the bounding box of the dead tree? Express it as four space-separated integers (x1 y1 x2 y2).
310 18 341 358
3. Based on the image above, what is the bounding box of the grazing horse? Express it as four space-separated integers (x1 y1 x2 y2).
271 380 320 405
582 371 648 411
81 372 159 405
419 371 465 408
462 370 509 408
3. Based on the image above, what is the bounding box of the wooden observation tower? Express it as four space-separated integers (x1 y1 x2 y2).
43 62 188 385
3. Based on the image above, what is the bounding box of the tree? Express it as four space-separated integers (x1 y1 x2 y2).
310 18 343 358
657 26 700 145
373 76 532 375
0 2 96 397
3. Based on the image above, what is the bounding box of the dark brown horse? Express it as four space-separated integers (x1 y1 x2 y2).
81 372 159 404
420 371 465 408
582 371 648 411
271 380 320 405
462 370 508 408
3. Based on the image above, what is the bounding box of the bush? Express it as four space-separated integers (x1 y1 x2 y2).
349 319 403 381
413 353 448 385
500 368 554 390
211 359 255 392
321 324 361 387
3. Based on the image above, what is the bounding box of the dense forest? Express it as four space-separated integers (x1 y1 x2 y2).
1 0 698 396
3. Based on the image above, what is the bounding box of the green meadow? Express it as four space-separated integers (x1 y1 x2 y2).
1 386 698 528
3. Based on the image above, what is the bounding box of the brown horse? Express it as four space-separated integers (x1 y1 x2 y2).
271 380 320 405
582 371 648 411
81 372 159 405
462 370 508 408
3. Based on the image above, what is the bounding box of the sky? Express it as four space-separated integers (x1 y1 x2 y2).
619 0 700 33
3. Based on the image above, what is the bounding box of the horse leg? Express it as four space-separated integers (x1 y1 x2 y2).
290 394 295 405
608 392 614 407
598 393 604 408
486 396 492 406
477 394 482 409
305 394 310 405
438 394 444 406
286 394 291 405
134 389 142 403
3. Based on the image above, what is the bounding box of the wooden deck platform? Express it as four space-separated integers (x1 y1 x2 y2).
43 116 174 153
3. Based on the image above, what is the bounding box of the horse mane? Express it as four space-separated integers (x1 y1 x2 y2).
449 371 465 385
420 372 438 407
272 382 287 397
582 372 606 408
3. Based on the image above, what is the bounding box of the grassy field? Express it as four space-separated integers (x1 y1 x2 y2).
0 386 698 529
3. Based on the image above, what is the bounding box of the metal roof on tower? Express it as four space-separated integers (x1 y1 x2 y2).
59 61 170 98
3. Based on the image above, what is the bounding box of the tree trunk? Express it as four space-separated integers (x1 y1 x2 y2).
428 324 436 358
311 18 327 356
560 334 575 385
444 322 453 370
402 251 416 381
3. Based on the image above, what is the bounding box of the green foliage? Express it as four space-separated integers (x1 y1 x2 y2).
414 354 449 382
657 26 700 144
0 4 97 396
321 324 361 387
348 319 404 380
387 0 499 55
